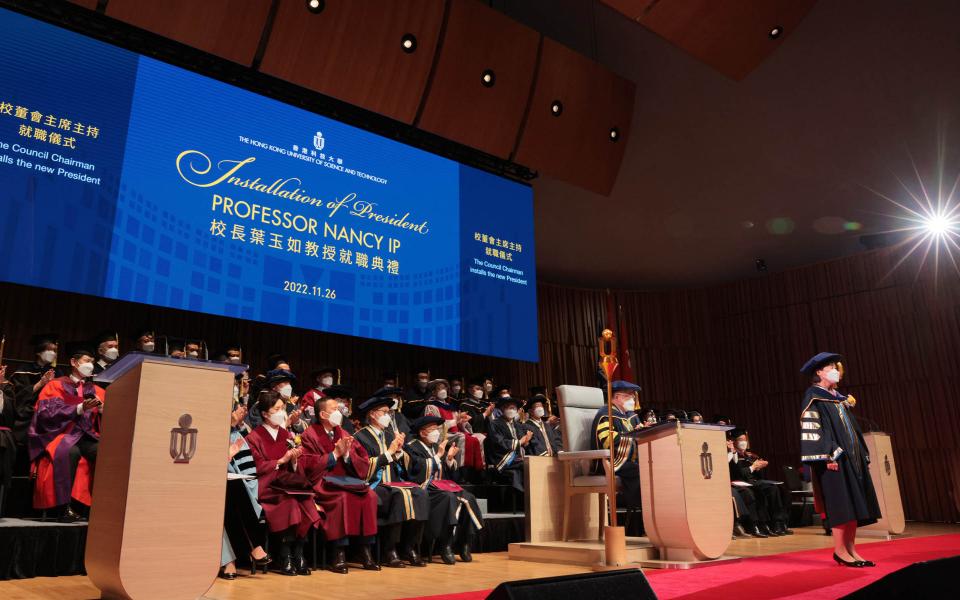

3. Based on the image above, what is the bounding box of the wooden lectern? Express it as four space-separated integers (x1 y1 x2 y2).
86 353 244 600
861 432 905 536
632 422 734 563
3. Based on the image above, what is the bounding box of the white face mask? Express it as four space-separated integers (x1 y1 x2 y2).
437 389 448 400
140 342 155 352
503 408 518 420
426 429 441 444
326 409 343 427
268 410 287 427
188 351 199 358
737 441 749 451
338 402 351 417
76 361 95 377
533 407 545 418
376 414 392 429
623 399 636 412
320 376 334 387
825 368 841 384
39 350 56 364
228 356 241 363
102 347 119 361
278 384 293 398
472 389 483 400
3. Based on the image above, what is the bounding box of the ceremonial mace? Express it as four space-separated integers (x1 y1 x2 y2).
599 328 627 566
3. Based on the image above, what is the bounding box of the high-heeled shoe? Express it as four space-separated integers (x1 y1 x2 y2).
250 552 271 574
833 553 864 568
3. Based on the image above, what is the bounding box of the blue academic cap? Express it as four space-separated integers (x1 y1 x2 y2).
410 415 444 432
800 352 842 376
611 380 641 393
265 368 297 385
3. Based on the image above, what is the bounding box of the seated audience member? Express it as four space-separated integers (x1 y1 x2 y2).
301 396 379 573
245 391 321 576
167 339 186 359
591 381 642 508
522 393 562 456
320 384 356 435
728 428 791 536
28 342 105 522
727 437 766 538
688 411 704 424
221 402 270 579
458 378 494 435
217 342 243 365
423 379 468 470
402 368 432 419
132 328 156 354
406 415 484 564
184 339 203 359
355 396 430 568
374 386 412 436
91 331 120 376
264 368 306 434
11 334 61 451
484 396 531 493
300 366 338 423
449 377 464 401
638 408 658 427
713 414 733 426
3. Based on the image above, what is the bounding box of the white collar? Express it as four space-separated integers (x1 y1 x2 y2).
70 374 84 385
263 424 281 440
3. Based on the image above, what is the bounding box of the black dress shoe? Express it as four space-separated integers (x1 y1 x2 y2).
774 522 794 535
383 548 406 568
833 553 864 568
295 555 311 576
400 546 427 567
360 545 381 571
278 556 298 576
459 542 473 563
733 523 748 537
218 571 237 580
857 559 876 567
59 507 83 523
760 523 781 537
749 526 769 538
329 549 349 574
440 544 456 565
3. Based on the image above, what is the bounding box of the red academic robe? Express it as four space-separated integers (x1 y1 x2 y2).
300 424 378 540
28 377 105 509
245 425 322 538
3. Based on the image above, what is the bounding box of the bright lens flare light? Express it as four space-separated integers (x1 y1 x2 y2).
925 213 954 237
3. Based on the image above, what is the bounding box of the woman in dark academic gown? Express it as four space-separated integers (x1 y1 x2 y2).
799 352 881 568
405 415 484 565
300 395 379 574
245 391 321 576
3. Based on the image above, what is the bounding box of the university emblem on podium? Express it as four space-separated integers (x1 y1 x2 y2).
170 414 198 464
884 454 891 476
700 442 713 479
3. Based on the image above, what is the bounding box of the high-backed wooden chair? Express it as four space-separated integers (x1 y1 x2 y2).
556 384 614 541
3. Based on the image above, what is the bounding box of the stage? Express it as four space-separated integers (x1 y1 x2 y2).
1 523 956 599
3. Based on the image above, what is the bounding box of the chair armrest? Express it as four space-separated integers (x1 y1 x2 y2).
557 450 610 461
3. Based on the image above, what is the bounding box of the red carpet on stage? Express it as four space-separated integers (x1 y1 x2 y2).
401 534 960 600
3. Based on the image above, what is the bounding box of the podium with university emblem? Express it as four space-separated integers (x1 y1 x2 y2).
860 431 906 537
85 352 245 600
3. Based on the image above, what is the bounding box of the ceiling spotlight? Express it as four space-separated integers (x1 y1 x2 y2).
401 33 417 53
768 26 783 39
481 69 495 87
306 0 325 14
755 258 768 273
550 100 563 116
609 127 620 142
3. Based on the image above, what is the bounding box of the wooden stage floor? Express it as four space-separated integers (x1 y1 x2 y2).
2 523 956 600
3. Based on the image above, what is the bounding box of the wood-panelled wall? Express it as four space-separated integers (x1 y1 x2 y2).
1 246 956 521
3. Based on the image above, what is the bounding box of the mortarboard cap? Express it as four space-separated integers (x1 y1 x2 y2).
410 415 444 432
800 352 843 376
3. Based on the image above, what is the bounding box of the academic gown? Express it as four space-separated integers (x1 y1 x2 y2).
27 376 105 509
728 452 786 525
457 398 491 435
800 386 881 528
405 439 483 544
300 423 378 540
401 388 429 420
245 425 322 538
428 399 484 471
10 363 61 445
590 406 640 508
354 425 430 526
523 418 562 457
483 418 526 492
0 381 19 487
